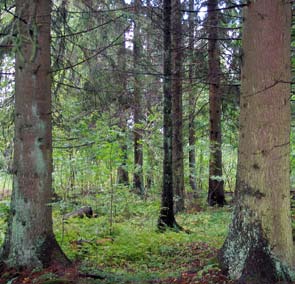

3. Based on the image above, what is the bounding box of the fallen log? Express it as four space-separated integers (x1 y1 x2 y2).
63 206 93 219
79 272 105 280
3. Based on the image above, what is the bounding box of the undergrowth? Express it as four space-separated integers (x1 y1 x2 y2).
51 190 232 283
0 188 235 283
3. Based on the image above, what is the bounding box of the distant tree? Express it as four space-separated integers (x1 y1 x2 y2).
117 116 130 187
187 0 198 196
0 0 69 268
133 0 145 196
219 1 294 282
207 0 225 206
144 0 160 191
158 0 180 230
172 0 185 213
117 31 129 186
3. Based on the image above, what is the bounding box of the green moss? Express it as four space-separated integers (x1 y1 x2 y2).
53 203 230 281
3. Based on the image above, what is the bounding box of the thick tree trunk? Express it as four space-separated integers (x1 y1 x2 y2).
133 0 145 196
0 0 69 268
207 0 225 206
219 1 294 282
188 0 198 196
171 0 185 213
158 0 179 230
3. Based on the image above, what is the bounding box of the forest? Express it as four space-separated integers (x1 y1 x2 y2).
0 0 294 283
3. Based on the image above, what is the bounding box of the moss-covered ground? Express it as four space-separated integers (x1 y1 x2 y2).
2 191 295 283
0 191 236 283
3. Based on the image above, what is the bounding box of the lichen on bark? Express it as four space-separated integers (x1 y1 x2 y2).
0 0 69 269
219 205 295 283
219 0 294 282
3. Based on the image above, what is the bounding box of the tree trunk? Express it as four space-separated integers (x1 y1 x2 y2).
117 116 129 186
117 31 129 186
144 0 155 191
219 1 294 282
188 0 198 196
133 0 145 196
207 0 225 206
0 0 69 268
171 0 185 213
158 0 180 230
145 147 153 190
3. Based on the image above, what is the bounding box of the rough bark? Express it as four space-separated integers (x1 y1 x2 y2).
219 1 294 282
188 0 198 196
158 0 179 230
207 0 225 206
133 0 145 196
0 0 69 268
171 0 185 213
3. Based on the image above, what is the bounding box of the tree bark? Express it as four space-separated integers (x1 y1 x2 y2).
117 31 129 186
117 117 129 186
133 0 145 196
158 0 180 230
171 0 185 213
219 1 294 282
144 0 156 191
188 0 198 196
0 0 69 268
207 0 225 206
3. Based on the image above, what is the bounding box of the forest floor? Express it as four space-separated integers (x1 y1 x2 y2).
1 191 295 284
0 242 234 284
0 191 237 284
